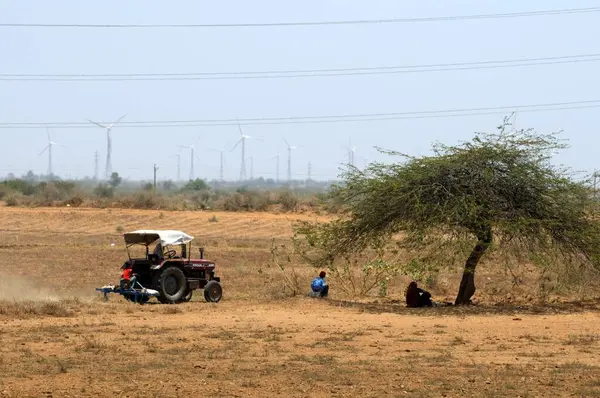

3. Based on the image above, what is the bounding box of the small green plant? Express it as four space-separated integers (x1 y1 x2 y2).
378 279 389 297
270 238 302 296
208 215 218 223
116 225 124 233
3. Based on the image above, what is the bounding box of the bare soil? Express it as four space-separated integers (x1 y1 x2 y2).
1 207 599 397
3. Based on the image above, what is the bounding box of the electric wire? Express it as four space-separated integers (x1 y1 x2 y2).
1 100 598 129
1 7 599 28
2 53 599 81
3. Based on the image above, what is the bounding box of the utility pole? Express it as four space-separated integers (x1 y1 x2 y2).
219 151 224 182
270 154 280 184
94 151 99 181
153 164 159 194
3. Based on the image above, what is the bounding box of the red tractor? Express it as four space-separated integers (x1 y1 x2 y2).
116 230 223 304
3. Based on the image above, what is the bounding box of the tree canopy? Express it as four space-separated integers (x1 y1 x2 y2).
294 120 600 304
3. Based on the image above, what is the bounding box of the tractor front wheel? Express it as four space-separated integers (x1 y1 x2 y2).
204 280 223 303
156 267 187 304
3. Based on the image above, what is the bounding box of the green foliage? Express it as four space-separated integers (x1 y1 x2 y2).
94 184 114 198
269 239 303 296
108 172 122 188
182 179 210 192
1 179 39 196
0 179 78 206
293 119 600 300
278 190 298 212
208 215 218 223
290 226 402 297
162 180 176 191
142 182 154 191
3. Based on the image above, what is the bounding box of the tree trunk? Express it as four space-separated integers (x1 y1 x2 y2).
455 227 492 305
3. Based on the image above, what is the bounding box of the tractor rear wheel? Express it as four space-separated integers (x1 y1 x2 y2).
204 280 223 303
178 289 193 303
155 267 187 304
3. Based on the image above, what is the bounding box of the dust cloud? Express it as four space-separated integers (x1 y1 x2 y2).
0 272 61 301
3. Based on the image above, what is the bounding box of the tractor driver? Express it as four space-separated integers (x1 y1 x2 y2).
152 242 164 261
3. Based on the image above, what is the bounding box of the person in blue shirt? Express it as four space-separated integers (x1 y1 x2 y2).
311 271 329 297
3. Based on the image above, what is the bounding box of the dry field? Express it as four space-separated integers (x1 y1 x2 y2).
1 206 600 397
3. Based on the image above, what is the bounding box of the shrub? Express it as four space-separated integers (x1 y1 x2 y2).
94 184 114 198
4 192 25 207
278 190 298 212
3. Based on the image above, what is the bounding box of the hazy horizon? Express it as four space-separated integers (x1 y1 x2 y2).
2 1 599 181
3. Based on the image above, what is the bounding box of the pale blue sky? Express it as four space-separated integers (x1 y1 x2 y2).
1 1 599 181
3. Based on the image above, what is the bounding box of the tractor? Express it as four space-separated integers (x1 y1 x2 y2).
98 230 223 304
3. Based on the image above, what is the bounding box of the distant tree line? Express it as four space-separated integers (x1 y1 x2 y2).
0 171 331 213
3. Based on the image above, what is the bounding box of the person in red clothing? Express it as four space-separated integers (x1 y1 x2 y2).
120 263 137 289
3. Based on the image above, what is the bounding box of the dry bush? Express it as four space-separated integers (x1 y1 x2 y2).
0 298 83 318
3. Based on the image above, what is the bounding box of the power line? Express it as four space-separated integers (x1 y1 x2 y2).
1 100 599 129
2 53 599 81
1 7 598 28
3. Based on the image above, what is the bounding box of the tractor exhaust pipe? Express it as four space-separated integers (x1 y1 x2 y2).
199 247 204 259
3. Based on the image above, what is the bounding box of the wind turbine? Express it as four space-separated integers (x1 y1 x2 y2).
344 137 356 167
510 109 519 132
86 114 127 180
283 137 299 183
231 122 261 181
270 153 280 183
38 127 66 177
209 143 230 182
179 135 201 180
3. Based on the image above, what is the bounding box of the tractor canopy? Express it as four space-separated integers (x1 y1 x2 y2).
123 230 194 247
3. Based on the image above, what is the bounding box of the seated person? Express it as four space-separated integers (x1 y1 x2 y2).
405 281 433 308
150 243 164 262
310 271 329 297
120 263 137 290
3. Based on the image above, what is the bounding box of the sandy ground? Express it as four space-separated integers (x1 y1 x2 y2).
1 299 600 397
1 207 600 397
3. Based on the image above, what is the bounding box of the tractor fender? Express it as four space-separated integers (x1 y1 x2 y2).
150 260 183 271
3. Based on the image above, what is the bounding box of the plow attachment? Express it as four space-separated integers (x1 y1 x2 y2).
96 281 160 304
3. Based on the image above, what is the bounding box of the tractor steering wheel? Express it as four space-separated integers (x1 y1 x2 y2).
165 249 177 259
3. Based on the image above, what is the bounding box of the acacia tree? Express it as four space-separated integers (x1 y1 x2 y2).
294 121 600 305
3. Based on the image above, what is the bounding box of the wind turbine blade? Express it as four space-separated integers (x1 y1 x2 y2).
193 135 201 147
283 137 290 148
86 119 108 129
236 120 244 136
38 145 50 156
231 138 242 152
108 113 128 129
46 127 51 142
178 145 191 150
